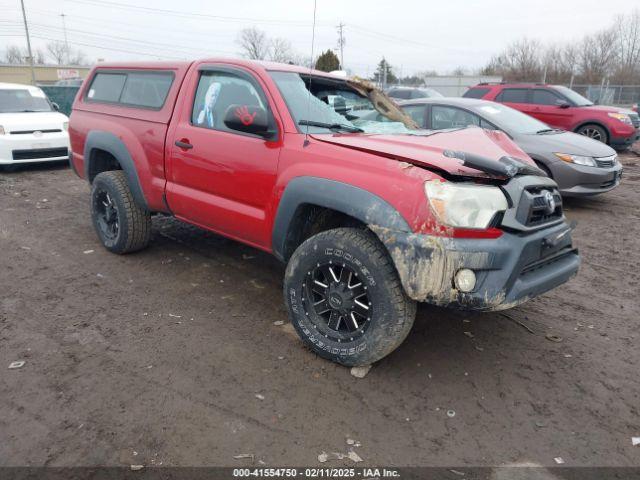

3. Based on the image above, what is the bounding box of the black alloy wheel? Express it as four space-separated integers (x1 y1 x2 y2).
304 262 372 342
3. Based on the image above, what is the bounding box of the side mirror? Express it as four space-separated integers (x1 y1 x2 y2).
223 104 274 139
52 102 60 111
558 102 570 109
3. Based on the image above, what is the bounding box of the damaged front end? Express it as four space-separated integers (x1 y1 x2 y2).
372 173 580 311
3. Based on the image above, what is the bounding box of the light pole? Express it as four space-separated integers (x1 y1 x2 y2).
20 0 36 85
61 13 70 64
336 22 345 70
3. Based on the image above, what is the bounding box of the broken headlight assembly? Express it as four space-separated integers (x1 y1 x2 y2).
554 153 597 167
424 180 508 230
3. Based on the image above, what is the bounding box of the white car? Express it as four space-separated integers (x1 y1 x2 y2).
0 82 70 167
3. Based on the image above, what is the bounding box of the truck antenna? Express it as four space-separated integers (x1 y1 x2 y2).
303 0 317 147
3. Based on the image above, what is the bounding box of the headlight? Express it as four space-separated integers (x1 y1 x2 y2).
0 125 4 135
608 112 632 125
554 153 596 167
63 122 69 131
424 180 508 229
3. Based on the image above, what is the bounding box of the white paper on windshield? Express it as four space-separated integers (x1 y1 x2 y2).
478 106 501 115
87 89 95 98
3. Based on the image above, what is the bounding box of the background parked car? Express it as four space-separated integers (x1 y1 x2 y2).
0 82 70 170
53 78 85 87
386 86 443 101
392 97 622 197
464 83 640 150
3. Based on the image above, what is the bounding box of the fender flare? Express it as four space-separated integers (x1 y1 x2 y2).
83 130 148 211
271 176 411 261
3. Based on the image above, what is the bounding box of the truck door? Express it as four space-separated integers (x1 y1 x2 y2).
165 65 281 250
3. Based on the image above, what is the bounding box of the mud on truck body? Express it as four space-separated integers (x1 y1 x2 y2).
69 59 580 366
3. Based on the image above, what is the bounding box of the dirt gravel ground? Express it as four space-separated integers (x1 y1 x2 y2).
1 150 640 470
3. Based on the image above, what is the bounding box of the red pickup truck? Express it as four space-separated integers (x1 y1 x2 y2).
69 59 580 366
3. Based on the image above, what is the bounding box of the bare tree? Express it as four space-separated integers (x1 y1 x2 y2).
237 27 269 60
577 28 618 83
269 37 295 63
68 49 88 65
542 44 577 83
613 9 640 83
33 48 46 65
505 38 543 81
4 45 26 64
480 38 543 81
46 41 68 65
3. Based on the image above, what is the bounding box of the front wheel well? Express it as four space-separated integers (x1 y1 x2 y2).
87 148 122 183
282 204 367 261
532 159 552 178
574 122 610 143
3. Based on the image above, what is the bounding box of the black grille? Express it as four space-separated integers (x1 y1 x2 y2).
522 187 563 227
12 147 69 160
629 113 639 128
595 155 617 168
9 129 62 135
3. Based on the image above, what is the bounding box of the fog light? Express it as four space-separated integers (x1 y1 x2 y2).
455 269 476 293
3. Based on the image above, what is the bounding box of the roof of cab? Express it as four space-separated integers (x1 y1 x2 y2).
92 58 342 79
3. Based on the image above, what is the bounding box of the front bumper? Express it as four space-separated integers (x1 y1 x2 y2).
0 132 70 165
610 129 639 149
374 221 580 311
548 160 623 197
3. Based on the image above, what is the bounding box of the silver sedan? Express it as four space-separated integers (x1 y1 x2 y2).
396 97 623 197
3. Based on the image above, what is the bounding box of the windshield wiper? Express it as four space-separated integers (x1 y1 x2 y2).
536 128 556 134
298 120 364 133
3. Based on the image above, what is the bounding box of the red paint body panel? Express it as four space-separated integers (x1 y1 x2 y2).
70 58 540 253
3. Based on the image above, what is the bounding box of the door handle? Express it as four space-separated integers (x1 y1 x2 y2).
175 139 193 150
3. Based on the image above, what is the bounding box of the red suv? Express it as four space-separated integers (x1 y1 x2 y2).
464 83 640 149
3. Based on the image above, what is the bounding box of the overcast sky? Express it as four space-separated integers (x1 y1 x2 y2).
0 0 635 76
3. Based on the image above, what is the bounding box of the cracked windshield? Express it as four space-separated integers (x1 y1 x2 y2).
270 71 422 134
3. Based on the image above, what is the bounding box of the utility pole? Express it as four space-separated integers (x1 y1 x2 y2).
20 0 36 85
336 22 345 70
60 13 70 64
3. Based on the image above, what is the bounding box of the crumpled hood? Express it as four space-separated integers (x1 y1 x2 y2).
0 111 68 132
311 127 533 178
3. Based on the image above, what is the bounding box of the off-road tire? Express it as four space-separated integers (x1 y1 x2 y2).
90 170 151 254
576 124 608 144
283 227 416 367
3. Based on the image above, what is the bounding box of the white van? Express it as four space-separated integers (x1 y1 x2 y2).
0 83 70 167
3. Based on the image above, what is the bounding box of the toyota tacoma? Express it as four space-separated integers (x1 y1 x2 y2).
69 59 580 366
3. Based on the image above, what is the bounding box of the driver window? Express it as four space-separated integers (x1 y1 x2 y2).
192 71 265 132
431 106 480 130
531 89 564 106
